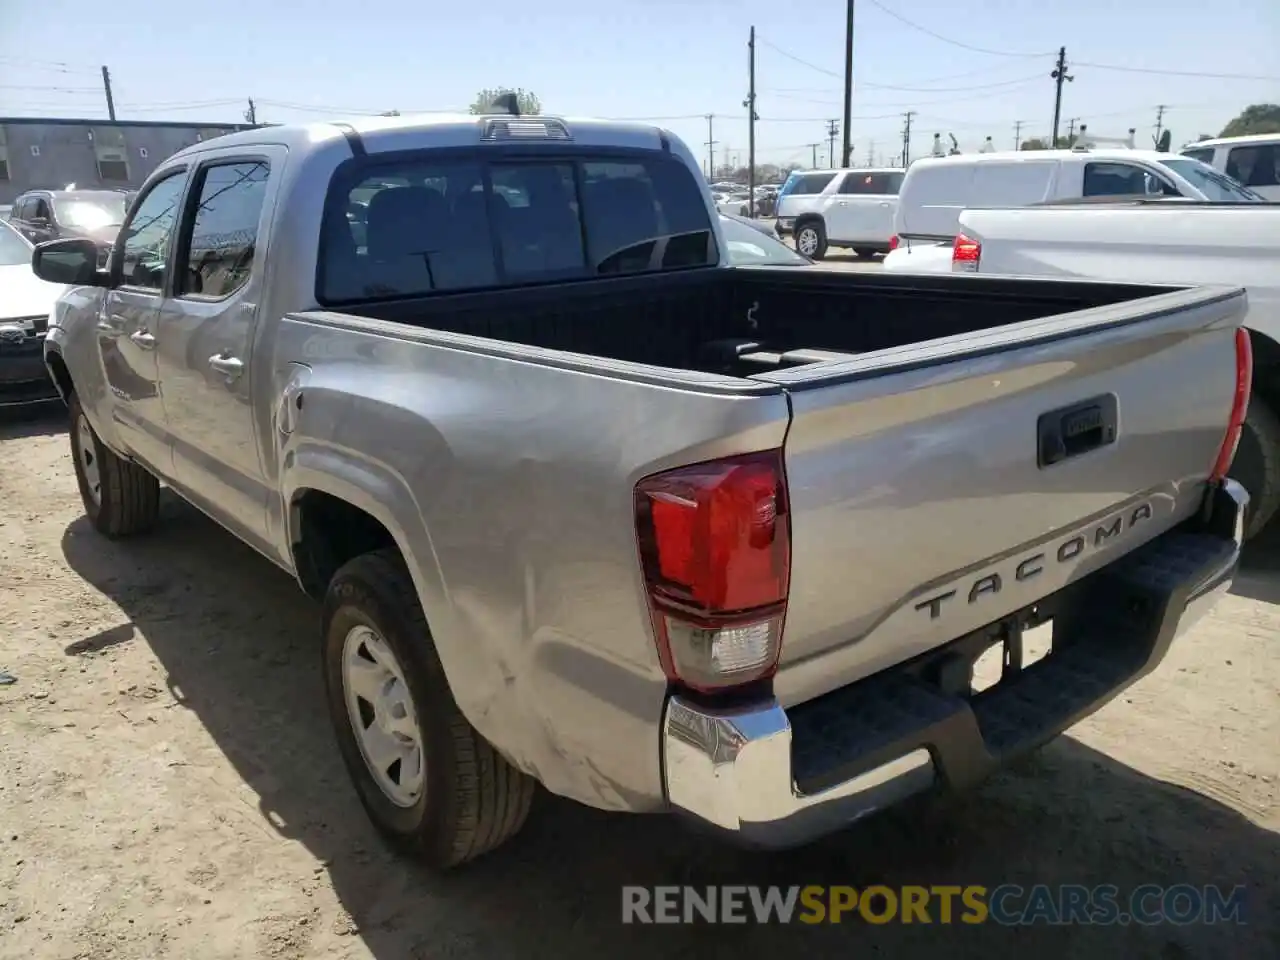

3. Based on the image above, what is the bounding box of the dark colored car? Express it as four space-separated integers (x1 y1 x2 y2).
8 189 130 256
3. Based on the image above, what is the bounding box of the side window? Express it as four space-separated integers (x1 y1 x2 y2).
788 173 837 196
839 172 904 195
1083 162 1176 197
179 161 270 298
12 198 30 221
119 172 187 291
1181 147 1214 165
32 198 52 222
1226 145 1279 188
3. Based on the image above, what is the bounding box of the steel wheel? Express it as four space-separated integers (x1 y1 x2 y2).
75 413 102 506
342 624 425 808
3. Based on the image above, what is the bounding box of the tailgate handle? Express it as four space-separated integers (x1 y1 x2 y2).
1038 394 1118 468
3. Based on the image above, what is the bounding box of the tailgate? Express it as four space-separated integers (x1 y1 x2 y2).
762 285 1246 707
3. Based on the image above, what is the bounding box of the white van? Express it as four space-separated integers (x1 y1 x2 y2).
773 167 905 260
1180 134 1280 201
882 148 1261 273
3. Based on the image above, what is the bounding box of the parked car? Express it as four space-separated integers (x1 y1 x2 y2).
37 112 1248 871
0 220 64 406
951 198 1280 539
9 189 132 249
883 148 1262 274
774 167 905 259
719 213 810 265
1181 134 1280 201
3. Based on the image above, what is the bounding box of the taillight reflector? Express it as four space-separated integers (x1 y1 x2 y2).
888 234 900 252
952 232 981 271
1210 328 1253 483
634 450 790 693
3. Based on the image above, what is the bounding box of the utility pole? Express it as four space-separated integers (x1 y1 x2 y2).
807 143 820 168
826 119 839 170
1050 46 1073 147
841 0 855 166
101 65 116 122
866 140 874 165
1154 104 1167 146
901 111 915 166
704 114 718 179
245 98 258 125
746 27 758 216
1067 117 1080 142
1013 120 1024 150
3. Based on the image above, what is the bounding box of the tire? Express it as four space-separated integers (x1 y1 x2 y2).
794 220 827 260
322 548 535 870
855 247 879 260
1230 393 1280 540
68 391 160 538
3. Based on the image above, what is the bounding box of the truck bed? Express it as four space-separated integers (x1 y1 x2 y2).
337 266 1177 380
286 268 1244 713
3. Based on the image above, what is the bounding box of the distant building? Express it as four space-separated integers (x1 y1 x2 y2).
0 117 254 205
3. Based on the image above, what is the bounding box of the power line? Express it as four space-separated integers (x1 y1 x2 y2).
1072 62 1280 82
863 0 1054 58
764 81 1042 110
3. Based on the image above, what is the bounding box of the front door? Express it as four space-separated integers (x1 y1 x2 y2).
95 168 189 474
154 152 281 555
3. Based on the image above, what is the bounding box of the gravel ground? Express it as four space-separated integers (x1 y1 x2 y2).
0 406 1276 960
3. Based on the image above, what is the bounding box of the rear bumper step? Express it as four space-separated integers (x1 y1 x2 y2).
661 479 1247 849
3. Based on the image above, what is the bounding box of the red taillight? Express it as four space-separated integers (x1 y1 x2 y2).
952 232 981 271
634 450 790 693
888 234 900 252
1210 328 1253 482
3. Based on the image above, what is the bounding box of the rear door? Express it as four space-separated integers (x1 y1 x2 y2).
825 171 903 245
155 148 283 556
755 283 1245 706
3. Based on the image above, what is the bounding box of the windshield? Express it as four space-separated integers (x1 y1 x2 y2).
55 196 129 229
720 215 809 266
1158 158 1264 202
0 221 32 266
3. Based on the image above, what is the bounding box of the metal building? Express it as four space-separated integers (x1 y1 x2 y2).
0 117 253 205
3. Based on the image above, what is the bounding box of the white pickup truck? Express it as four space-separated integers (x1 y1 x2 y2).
952 200 1280 538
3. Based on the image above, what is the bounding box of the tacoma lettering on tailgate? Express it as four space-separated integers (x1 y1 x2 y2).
914 502 1154 620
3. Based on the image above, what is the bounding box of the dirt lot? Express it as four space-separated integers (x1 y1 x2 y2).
0 406 1276 960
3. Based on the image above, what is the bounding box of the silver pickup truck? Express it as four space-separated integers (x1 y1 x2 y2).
34 113 1250 870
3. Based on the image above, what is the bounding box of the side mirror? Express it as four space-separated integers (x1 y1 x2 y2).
31 238 109 287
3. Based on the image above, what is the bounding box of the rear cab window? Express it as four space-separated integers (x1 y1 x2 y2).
319 150 717 304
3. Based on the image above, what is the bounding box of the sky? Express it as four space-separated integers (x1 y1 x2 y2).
3 0 1278 172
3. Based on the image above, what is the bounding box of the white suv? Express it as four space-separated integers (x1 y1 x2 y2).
774 167 905 260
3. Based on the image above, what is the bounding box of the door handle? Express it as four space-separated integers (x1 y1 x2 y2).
129 329 156 349
208 354 245 382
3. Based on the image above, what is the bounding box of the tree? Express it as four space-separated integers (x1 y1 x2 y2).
1220 104 1280 138
1020 138 1049 150
469 87 542 115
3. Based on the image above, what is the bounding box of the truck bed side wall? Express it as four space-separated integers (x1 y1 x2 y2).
271 313 791 811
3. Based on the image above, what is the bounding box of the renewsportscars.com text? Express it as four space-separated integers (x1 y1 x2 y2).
621 884 1247 926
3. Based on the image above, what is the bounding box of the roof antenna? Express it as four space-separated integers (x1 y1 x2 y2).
489 92 520 116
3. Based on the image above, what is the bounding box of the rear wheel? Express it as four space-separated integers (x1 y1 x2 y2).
794 221 827 260
68 392 160 538
322 548 535 870
1230 393 1280 540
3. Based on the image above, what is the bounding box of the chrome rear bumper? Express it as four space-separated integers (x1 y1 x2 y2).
661 479 1247 849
